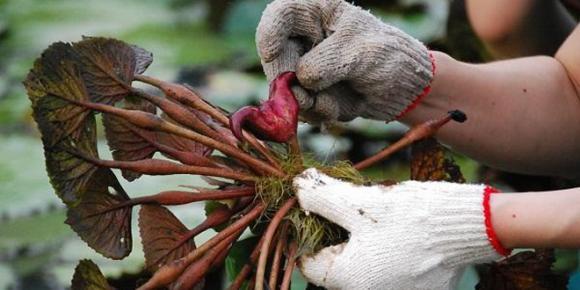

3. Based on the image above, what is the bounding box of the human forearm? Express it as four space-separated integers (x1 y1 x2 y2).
491 187 580 249
255 0 580 177
401 51 580 177
466 0 575 58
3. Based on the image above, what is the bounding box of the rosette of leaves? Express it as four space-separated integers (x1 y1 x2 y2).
24 37 565 290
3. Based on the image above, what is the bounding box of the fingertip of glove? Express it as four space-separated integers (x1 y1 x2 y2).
291 85 314 110
311 92 341 120
293 168 331 207
294 168 342 190
256 37 282 64
256 0 293 63
255 24 280 63
293 168 322 194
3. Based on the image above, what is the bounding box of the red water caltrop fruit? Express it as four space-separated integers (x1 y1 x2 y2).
230 71 299 143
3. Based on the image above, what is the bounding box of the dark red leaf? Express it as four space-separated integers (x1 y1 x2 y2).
73 37 142 104
24 37 149 203
410 138 465 183
158 113 213 157
130 44 154 75
66 168 133 259
24 37 149 146
156 131 212 159
26 51 101 204
139 205 197 272
190 109 238 146
476 249 568 290
103 99 158 181
25 42 94 147
41 116 100 204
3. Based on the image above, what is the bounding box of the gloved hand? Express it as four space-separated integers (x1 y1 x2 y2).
293 168 510 290
257 0 434 123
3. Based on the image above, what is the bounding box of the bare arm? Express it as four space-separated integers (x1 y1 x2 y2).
492 187 580 248
401 26 580 177
466 0 575 58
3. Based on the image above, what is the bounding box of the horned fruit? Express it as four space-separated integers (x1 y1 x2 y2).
230 71 299 143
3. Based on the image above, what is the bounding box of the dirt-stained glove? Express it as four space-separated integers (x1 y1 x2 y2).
257 0 434 123
293 168 511 290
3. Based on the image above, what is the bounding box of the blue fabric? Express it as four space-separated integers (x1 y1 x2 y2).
570 271 580 290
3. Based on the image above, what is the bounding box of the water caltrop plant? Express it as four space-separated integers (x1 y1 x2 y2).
25 36 510 290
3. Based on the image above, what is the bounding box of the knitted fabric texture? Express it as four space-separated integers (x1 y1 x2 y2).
257 0 433 122
293 168 502 290
483 186 511 256
396 52 436 119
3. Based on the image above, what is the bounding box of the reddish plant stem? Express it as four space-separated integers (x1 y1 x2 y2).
130 187 255 206
171 227 244 290
187 196 253 238
178 84 282 172
62 98 283 177
286 136 304 173
354 112 457 170
124 122 218 168
138 203 265 290
247 277 256 290
211 241 232 269
158 148 216 168
134 74 281 170
243 137 282 172
269 223 288 289
228 224 284 290
288 135 301 157
84 188 254 219
280 242 298 290
185 208 234 239
132 88 235 146
255 198 297 290
228 237 266 290
134 75 229 123
75 154 255 182
149 198 252 269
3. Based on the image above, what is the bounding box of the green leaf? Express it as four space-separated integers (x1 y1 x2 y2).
553 249 579 273
225 236 260 283
71 259 113 290
204 200 235 232
0 210 70 252
138 204 196 272
66 168 133 260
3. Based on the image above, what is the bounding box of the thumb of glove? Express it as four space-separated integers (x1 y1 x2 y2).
299 243 347 288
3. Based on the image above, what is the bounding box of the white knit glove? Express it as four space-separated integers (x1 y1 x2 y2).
293 168 510 290
257 0 434 122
